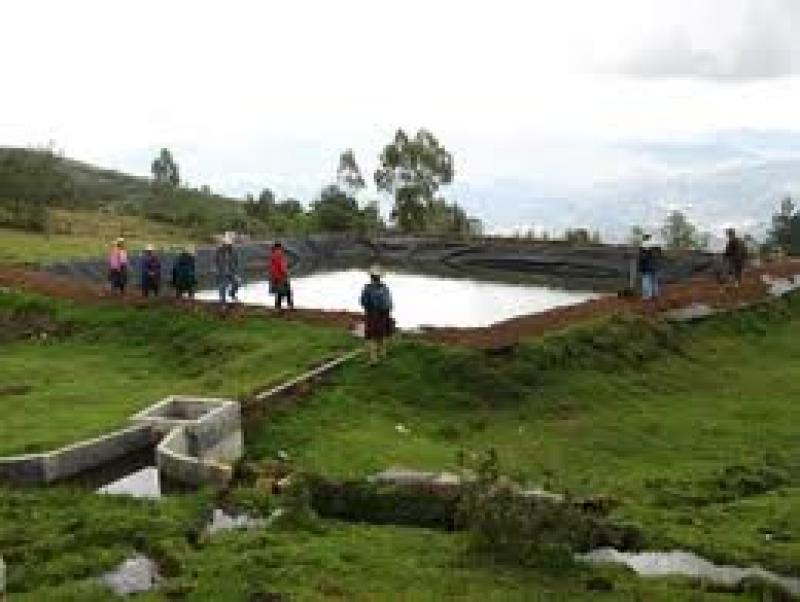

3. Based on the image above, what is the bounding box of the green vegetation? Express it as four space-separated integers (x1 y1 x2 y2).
0 209 198 264
0 289 353 455
249 300 800 573
3 486 753 601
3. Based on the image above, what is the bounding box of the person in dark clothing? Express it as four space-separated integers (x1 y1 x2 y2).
215 233 240 307
140 245 162 297
268 242 293 309
172 247 197 299
638 234 661 301
360 265 393 364
723 228 747 286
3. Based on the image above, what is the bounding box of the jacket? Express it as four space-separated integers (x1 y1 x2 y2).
215 245 239 276
269 249 289 283
360 282 393 313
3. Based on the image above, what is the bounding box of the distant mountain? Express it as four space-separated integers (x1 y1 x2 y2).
452 130 800 242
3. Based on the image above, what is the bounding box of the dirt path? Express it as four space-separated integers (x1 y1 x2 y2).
2 261 799 349
423 261 800 348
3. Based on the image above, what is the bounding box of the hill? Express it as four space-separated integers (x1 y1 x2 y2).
0 147 256 241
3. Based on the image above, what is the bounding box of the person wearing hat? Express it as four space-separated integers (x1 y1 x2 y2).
638 233 661 301
360 265 394 364
140 244 162 297
214 232 241 307
172 245 197 299
268 242 293 310
108 237 129 294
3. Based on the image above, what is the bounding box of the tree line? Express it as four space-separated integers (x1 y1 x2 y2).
150 129 482 237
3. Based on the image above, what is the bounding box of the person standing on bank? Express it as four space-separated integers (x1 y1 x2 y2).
215 233 240 307
360 265 394 364
172 246 197 299
269 242 293 310
638 233 661 301
140 244 162 297
108 237 129 294
723 228 747 287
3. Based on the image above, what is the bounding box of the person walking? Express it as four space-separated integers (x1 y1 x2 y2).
638 233 661 301
215 233 240 307
171 246 197 299
268 242 293 309
723 228 747 286
360 265 394 364
140 244 162 297
108 237 129 294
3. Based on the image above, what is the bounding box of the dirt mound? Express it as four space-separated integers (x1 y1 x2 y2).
2 261 799 349
0 265 361 330
422 262 800 349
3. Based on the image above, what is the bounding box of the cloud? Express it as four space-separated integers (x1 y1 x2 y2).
615 0 800 80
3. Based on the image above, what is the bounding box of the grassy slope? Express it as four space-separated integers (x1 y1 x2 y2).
0 209 198 264
249 300 800 573
0 290 353 455
2 488 743 601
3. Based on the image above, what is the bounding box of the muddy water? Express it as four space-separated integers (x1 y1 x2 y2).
579 548 800 595
199 269 601 329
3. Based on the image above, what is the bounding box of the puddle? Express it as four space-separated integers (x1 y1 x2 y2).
198 269 601 329
101 554 160 595
579 548 800 596
97 467 161 499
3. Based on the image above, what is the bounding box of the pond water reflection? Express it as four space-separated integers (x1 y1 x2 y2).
200 269 601 329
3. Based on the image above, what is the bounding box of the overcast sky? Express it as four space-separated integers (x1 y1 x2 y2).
3 0 800 221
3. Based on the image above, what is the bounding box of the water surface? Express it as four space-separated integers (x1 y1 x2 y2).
200 270 601 329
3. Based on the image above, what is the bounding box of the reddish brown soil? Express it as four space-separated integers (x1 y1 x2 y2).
423 261 800 348
0 265 361 330
2 261 799 349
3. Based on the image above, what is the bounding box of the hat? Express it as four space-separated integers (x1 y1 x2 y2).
115 237 125 245
145 244 154 252
369 264 383 277
223 231 234 245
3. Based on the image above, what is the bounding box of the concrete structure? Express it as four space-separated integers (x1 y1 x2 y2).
0 425 154 485
0 396 242 489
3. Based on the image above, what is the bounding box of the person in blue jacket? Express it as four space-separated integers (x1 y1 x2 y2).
360 265 394 364
140 245 162 298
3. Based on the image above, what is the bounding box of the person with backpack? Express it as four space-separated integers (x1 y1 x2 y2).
360 265 394 364
269 242 293 310
107 237 128 294
140 244 162 297
215 233 241 307
723 228 747 286
171 246 197 299
638 233 661 301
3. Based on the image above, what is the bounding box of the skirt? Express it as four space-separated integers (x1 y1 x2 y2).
365 311 391 340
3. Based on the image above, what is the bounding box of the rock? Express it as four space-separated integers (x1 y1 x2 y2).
101 554 160 596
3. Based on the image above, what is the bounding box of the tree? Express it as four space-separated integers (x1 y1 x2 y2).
310 184 361 232
150 148 180 188
660 210 708 250
422 198 474 236
766 196 797 252
628 225 647 246
374 129 454 232
336 149 365 196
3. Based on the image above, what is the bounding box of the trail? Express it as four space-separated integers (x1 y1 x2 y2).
2 261 799 349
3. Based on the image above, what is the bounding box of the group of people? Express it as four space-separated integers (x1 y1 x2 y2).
107 235 396 364
107 237 197 298
636 227 748 301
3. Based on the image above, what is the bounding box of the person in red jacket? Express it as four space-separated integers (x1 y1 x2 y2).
269 242 293 309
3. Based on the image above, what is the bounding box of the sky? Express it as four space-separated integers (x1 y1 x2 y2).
3 0 800 230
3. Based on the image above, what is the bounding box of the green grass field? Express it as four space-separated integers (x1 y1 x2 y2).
0 209 199 264
248 301 800 574
0 290 354 455
3 288 800 599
